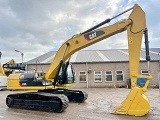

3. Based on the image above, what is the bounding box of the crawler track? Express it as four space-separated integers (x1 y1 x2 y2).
6 92 69 112
38 88 88 102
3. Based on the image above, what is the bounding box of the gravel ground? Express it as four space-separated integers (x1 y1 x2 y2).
0 88 160 120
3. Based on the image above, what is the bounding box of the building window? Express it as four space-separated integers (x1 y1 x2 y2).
116 70 123 81
141 70 149 75
105 71 113 82
94 71 102 82
79 71 86 82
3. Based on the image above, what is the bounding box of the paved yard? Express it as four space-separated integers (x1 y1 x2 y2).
0 88 160 120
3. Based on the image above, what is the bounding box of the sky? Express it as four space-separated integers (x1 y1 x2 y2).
0 0 159 63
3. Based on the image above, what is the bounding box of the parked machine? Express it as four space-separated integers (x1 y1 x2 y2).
2 59 26 76
0 51 26 90
6 4 152 116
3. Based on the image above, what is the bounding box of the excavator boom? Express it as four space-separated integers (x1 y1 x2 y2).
45 18 132 80
45 4 146 81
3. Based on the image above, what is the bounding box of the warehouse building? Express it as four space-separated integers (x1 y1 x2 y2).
26 48 160 88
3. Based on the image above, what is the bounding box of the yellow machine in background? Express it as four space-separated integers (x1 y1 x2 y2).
0 52 5 76
0 59 16 89
0 52 26 89
1 59 26 76
6 4 152 116
2 59 16 76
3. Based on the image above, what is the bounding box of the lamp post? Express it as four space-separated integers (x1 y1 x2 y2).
158 52 160 69
15 50 24 64
0 51 1 59
158 52 160 95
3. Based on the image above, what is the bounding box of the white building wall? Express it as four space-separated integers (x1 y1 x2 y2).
27 61 160 88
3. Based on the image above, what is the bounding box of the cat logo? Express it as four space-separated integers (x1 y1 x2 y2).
84 30 105 41
89 32 97 39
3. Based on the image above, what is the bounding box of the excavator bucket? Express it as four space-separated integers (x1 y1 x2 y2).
112 86 150 116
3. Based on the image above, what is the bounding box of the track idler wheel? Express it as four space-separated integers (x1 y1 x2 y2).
6 96 14 108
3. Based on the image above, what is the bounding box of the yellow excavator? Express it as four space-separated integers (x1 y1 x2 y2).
0 51 26 89
6 4 152 116
0 51 26 76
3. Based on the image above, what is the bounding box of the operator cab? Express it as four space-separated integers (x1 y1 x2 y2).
55 62 75 86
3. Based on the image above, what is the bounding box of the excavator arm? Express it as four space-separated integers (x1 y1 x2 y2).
112 10 152 116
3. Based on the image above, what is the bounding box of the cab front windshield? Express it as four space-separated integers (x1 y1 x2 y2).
66 64 74 83
58 63 74 84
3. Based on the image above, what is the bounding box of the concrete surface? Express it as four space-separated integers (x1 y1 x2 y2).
0 88 160 120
